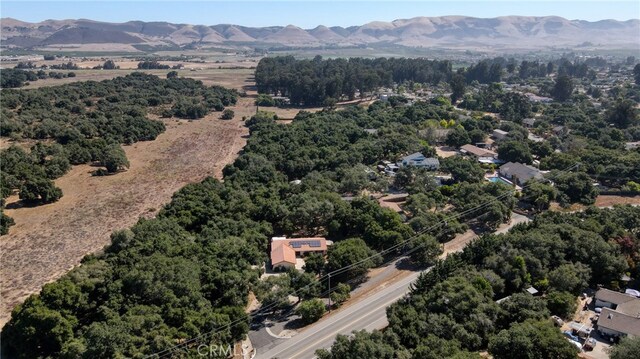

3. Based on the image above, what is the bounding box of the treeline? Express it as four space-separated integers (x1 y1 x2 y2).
465 57 594 84
255 56 452 106
317 206 640 359
0 68 75 88
0 73 237 234
137 60 171 69
0 100 516 357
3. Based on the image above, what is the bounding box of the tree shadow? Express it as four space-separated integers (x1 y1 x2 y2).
395 257 420 271
283 316 305 330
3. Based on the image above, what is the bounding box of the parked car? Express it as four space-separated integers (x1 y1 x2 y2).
551 315 564 326
583 338 597 351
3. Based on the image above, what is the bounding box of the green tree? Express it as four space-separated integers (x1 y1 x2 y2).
634 63 640 85
441 156 485 183
449 74 466 104
166 70 178 78
316 330 407 359
497 293 550 328
221 109 235 120
546 291 577 319
445 127 471 148
551 75 574 102
326 238 381 281
1 211 15 235
609 335 640 359
1 297 75 358
296 298 326 324
303 252 326 275
522 180 557 212
547 262 590 295
606 99 639 129
488 320 578 359
330 283 351 308
102 60 118 69
408 234 443 267
102 145 129 173
497 141 533 164
552 171 598 205
19 178 62 203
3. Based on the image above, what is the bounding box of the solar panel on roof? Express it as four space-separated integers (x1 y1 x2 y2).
289 240 322 248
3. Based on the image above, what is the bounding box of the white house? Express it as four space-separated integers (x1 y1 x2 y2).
400 152 440 170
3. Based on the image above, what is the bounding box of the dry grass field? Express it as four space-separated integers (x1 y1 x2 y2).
0 68 259 326
0 112 249 326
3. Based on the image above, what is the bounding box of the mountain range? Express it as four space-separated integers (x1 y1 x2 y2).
1 16 639 51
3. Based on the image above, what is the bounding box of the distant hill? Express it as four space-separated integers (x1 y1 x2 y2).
1 16 638 51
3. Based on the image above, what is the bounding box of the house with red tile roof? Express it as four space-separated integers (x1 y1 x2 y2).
270 236 329 270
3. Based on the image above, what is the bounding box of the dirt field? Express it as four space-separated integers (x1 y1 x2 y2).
550 195 640 212
0 94 262 326
21 67 256 90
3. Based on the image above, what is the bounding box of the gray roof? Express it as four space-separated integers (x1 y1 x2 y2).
595 288 638 306
499 162 542 183
597 307 640 336
401 153 439 167
403 152 426 162
523 118 536 126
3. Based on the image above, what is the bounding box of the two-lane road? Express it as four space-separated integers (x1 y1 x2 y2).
256 271 422 359
256 213 530 359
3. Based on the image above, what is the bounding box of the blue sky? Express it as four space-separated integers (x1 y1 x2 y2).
2 1 639 27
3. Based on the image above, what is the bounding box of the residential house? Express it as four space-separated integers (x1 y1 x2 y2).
492 129 509 140
400 152 440 170
595 288 639 309
594 287 640 339
499 162 543 185
597 308 640 337
270 236 329 270
552 125 567 136
525 93 553 103
460 144 497 159
523 118 537 128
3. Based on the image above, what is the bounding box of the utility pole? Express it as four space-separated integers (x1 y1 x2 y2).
328 273 331 313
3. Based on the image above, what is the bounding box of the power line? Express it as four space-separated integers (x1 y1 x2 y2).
147 163 579 358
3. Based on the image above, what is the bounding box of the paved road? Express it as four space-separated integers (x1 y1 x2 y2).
256 213 530 359
255 271 422 359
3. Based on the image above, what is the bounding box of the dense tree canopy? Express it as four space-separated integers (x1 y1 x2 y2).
255 56 453 106
0 73 237 234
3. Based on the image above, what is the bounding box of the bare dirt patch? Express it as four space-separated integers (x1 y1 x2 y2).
0 110 248 327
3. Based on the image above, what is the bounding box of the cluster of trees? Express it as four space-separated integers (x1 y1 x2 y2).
137 60 171 69
318 206 640 358
0 68 75 88
92 60 120 70
255 56 453 105
1 73 237 234
50 62 78 70
463 57 593 84
460 83 532 121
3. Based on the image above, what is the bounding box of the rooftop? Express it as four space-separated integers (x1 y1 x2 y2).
460 144 497 158
499 162 542 183
595 288 638 306
597 307 640 336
